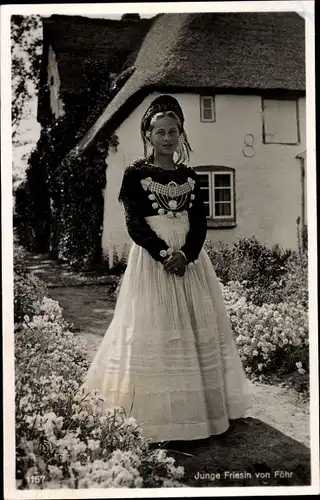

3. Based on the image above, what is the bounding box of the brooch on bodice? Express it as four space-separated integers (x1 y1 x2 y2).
141 176 196 217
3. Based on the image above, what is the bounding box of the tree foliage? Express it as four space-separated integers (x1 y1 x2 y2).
14 57 118 270
11 15 42 138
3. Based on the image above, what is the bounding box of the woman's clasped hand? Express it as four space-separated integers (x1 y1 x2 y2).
163 251 187 276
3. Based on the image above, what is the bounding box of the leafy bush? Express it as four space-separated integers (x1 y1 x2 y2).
108 256 127 277
204 236 293 306
280 251 308 308
110 274 124 300
13 237 28 276
14 59 119 270
204 231 309 308
203 239 233 284
14 274 48 324
205 231 309 392
14 243 48 323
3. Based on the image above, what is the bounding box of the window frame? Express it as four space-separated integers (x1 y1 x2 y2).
261 97 300 146
199 95 216 122
194 166 236 228
197 171 212 218
212 171 235 220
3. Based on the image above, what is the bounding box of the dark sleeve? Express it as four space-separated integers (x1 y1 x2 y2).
180 170 207 263
118 164 171 263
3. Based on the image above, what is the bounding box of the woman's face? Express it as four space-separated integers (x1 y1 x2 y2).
148 115 180 157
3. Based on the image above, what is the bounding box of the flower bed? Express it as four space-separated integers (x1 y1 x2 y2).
221 280 309 394
14 246 185 489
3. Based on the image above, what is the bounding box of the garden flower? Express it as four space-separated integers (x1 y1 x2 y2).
78 410 89 420
87 439 100 452
134 476 143 487
47 465 64 481
60 449 70 462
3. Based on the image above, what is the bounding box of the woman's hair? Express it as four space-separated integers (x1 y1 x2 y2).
149 110 182 132
140 95 192 165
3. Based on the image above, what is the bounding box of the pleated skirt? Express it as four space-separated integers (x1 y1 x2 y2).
82 213 251 442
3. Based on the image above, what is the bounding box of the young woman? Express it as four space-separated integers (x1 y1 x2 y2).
82 94 251 444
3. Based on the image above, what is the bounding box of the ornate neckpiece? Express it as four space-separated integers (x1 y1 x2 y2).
140 171 196 218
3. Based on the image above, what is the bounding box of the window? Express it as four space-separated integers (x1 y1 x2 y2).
200 95 215 122
195 166 236 227
262 98 300 145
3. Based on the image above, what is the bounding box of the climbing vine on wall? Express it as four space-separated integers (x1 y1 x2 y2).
14 59 119 270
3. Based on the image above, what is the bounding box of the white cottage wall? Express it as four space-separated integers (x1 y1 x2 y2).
101 92 306 264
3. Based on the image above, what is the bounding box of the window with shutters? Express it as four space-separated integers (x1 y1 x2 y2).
262 98 300 145
200 95 215 122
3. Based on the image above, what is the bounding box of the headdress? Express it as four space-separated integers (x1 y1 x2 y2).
140 94 192 164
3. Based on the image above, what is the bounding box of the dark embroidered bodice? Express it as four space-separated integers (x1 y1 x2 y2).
118 158 207 263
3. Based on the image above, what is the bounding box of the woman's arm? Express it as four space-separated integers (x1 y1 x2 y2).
119 164 172 263
179 170 207 263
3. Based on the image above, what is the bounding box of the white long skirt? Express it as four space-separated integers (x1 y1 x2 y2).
82 213 252 442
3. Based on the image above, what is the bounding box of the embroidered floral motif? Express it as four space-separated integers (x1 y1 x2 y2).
148 193 156 200
152 202 159 209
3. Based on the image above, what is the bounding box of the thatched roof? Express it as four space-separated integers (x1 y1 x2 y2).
37 14 156 123
73 11 305 153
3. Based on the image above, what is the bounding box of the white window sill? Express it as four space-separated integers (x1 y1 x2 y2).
207 219 237 229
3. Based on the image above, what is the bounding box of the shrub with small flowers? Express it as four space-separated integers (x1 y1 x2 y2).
204 236 295 306
220 279 309 393
204 228 309 393
14 243 48 323
15 261 185 489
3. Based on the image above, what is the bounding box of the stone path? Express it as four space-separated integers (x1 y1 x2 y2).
24 251 310 451
23 251 116 356
49 286 114 337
